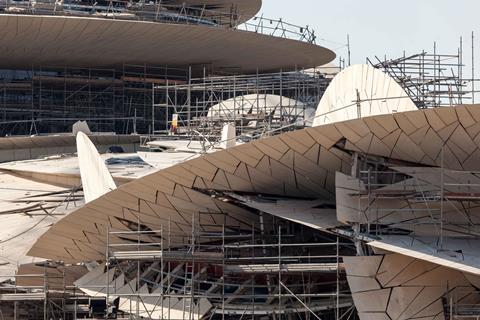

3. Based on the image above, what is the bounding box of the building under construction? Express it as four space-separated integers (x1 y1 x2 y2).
2 1 480 320
0 0 335 136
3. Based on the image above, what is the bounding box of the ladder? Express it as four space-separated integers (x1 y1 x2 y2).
183 262 195 320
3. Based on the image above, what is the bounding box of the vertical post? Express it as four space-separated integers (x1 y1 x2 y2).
347 34 351 67
233 74 236 125
137 216 140 319
202 66 206 120
190 213 195 320
63 268 66 320
14 271 18 320
112 69 116 132
166 79 169 132
279 69 283 126
161 224 164 319
106 225 110 320
168 217 171 320
251 224 255 319
133 108 137 135
39 66 42 124
336 237 340 320
473 31 475 104
459 37 463 105
222 223 225 320
256 69 260 134
31 66 35 135
74 296 77 320
88 68 92 122
356 89 361 119
434 42 438 106
152 82 155 134
440 146 444 250
278 225 281 320
187 66 192 132
44 265 47 320
367 168 371 235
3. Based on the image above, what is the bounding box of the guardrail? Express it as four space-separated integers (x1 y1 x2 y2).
237 15 317 44
0 1 318 44
0 0 237 26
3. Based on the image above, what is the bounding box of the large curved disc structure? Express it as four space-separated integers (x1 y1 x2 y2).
0 15 335 74
0 134 139 163
176 0 262 23
207 94 308 118
77 132 117 203
29 104 480 263
312 64 417 126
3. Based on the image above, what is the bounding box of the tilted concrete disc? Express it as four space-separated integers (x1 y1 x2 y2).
175 0 262 23
207 94 307 118
76 132 116 203
29 104 480 263
313 64 417 126
0 15 335 74
368 236 480 276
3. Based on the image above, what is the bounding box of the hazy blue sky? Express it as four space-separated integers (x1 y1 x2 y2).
260 0 479 69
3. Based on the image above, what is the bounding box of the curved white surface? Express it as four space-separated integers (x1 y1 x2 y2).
313 64 417 126
77 132 116 203
207 94 314 125
368 236 480 276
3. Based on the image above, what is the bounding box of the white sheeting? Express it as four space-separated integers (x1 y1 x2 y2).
228 194 338 231
368 235 480 276
77 132 116 203
313 64 417 126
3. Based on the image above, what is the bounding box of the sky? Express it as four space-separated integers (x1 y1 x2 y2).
259 0 480 70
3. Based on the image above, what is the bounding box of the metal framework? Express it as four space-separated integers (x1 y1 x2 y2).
237 16 317 43
0 65 335 137
368 41 478 109
0 268 95 320
445 287 480 319
0 208 354 319
351 151 480 253
0 64 188 135
0 0 241 27
96 213 354 320
151 67 334 141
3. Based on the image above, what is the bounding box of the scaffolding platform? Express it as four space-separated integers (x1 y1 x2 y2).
0 292 46 301
224 262 344 273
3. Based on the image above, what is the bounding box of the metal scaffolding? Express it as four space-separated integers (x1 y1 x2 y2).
151 67 335 140
0 64 335 137
90 213 354 320
368 40 479 109
350 150 480 251
0 64 188 136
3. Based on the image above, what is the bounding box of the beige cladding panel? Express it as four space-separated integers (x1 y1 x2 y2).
29 104 480 263
344 253 480 320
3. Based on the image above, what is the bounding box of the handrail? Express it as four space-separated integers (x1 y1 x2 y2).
238 16 317 44
0 0 238 26
0 1 318 44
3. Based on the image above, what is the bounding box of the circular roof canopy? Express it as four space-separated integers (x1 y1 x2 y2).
207 94 306 117
0 14 335 74
313 64 417 126
167 0 262 23
208 94 315 126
